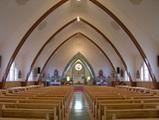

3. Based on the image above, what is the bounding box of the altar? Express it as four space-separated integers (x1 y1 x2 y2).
73 79 84 84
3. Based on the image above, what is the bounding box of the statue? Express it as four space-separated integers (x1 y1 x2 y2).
96 70 107 85
49 69 61 85
54 69 59 77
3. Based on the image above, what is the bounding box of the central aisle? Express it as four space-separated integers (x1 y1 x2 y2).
69 92 90 120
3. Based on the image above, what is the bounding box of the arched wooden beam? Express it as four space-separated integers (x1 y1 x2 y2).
0 0 69 88
90 0 158 88
25 19 76 84
25 18 132 85
2 0 147 88
81 18 133 84
37 32 116 83
2 0 154 88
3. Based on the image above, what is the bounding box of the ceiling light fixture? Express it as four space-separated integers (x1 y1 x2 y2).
77 16 80 22
76 0 81 2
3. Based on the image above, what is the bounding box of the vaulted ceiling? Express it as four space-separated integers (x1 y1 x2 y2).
0 0 159 88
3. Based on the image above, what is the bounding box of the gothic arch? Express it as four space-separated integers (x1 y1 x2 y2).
37 32 115 83
26 18 132 84
62 52 95 79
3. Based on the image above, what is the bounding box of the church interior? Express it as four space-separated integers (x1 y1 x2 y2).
0 0 159 119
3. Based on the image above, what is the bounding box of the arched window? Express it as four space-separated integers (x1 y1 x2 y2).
15 66 18 80
124 71 129 81
140 65 144 80
28 70 34 81
140 62 150 81
8 62 18 81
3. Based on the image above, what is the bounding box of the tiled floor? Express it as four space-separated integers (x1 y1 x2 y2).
69 92 90 120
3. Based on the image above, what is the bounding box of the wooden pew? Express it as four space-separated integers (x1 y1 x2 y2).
0 103 59 120
97 103 159 120
0 86 73 120
115 118 159 120
84 86 159 120
0 97 69 119
0 118 45 120
102 108 159 120
0 108 57 120
93 98 159 116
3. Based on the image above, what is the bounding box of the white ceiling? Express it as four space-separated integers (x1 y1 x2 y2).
0 0 159 81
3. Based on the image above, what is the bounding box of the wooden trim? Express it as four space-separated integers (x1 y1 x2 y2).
90 0 158 88
0 0 69 88
37 32 115 83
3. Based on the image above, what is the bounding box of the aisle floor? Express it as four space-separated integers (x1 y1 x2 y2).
69 92 90 120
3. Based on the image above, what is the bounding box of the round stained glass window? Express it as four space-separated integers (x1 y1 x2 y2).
75 63 82 71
